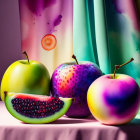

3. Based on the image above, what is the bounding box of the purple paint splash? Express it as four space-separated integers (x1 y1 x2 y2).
54 15 62 26
48 15 62 33
113 0 125 14
26 0 57 15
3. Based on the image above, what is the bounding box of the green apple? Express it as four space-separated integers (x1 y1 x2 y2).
0 52 50 101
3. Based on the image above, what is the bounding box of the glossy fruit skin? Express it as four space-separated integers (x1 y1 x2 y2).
87 74 140 125
1 60 50 101
51 61 102 117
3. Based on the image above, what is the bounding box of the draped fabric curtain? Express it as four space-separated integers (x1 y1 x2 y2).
19 0 73 75
19 0 140 85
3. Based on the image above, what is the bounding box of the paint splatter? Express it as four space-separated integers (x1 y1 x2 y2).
54 15 62 26
26 0 57 15
112 0 125 14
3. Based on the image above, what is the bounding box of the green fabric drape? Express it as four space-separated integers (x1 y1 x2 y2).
73 0 140 86
73 0 96 63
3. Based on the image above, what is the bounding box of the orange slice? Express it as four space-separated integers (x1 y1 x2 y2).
41 34 57 51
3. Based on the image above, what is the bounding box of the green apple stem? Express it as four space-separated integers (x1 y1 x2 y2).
4 91 8 101
113 58 134 79
23 51 30 64
72 54 79 65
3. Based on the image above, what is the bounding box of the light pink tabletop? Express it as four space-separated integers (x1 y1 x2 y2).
0 101 140 140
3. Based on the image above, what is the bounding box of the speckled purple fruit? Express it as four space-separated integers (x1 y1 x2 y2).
51 62 102 117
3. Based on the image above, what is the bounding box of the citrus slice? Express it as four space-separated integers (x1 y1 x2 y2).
41 34 57 51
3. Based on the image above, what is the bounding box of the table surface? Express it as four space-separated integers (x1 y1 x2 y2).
1 101 140 140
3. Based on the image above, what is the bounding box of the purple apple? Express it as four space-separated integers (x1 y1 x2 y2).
51 55 102 118
87 58 140 125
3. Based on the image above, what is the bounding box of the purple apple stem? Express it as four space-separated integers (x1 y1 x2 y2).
23 51 30 64
72 54 79 65
113 58 134 79
72 98 76 103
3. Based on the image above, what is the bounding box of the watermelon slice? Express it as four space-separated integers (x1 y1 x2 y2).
4 92 72 124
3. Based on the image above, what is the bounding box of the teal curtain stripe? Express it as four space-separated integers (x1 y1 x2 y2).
94 0 111 74
73 0 95 63
87 0 99 66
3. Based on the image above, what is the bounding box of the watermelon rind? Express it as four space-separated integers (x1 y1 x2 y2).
5 92 72 124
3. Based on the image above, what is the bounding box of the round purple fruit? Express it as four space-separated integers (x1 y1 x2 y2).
51 55 102 118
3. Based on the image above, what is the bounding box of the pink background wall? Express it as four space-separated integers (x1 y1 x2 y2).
0 0 21 83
